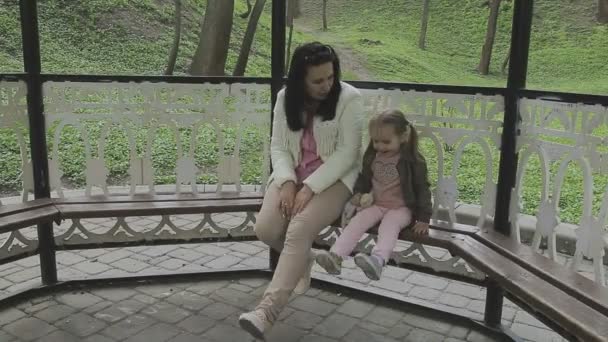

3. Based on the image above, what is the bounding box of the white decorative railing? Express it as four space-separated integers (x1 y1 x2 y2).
513 98 608 286
42 82 272 197
0 80 38 258
0 80 31 204
41 82 270 246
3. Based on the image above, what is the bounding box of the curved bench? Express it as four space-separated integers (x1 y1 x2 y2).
2 196 607 342
385 226 608 342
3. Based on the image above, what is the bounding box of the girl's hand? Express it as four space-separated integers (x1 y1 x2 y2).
279 181 296 219
360 193 374 208
292 185 314 218
412 222 429 235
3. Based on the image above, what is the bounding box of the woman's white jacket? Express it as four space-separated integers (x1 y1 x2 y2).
269 81 364 194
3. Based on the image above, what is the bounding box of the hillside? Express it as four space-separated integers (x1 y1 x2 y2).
1 0 606 95
298 0 608 94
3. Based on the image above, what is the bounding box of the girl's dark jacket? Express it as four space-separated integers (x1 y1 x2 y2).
353 151 433 223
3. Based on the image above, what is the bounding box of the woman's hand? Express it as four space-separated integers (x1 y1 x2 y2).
412 221 429 235
291 185 314 218
279 181 296 219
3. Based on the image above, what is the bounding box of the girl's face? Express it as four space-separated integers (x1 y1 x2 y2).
304 62 334 101
371 124 405 155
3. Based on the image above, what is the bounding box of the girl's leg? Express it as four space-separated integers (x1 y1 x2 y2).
330 206 384 258
372 206 413 261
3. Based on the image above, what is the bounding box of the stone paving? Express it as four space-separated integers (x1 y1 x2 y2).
1 275 505 342
1 211 597 341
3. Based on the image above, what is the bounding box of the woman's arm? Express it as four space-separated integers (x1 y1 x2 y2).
303 95 364 193
270 91 297 187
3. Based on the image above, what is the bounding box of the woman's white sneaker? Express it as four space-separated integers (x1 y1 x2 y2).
238 309 271 340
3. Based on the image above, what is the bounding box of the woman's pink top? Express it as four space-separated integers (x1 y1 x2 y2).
295 115 323 184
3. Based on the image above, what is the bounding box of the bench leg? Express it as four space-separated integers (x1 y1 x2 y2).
37 222 57 285
484 280 504 327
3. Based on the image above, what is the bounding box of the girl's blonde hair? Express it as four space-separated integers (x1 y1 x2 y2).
362 109 422 170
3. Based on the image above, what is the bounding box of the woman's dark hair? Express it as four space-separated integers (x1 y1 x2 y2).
361 109 423 172
284 42 342 131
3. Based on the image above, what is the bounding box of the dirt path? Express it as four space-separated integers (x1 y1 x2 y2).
293 20 375 81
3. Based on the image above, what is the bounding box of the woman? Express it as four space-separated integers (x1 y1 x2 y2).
238 42 364 339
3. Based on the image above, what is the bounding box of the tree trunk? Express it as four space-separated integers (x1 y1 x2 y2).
285 24 294 70
477 0 501 75
189 0 234 76
293 0 302 18
285 0 296 71
599 0 608 23
322 0 328 31
418 0 431 50
501 47 510 75
164 0 182 75
240 0 252 18
233 0 267 76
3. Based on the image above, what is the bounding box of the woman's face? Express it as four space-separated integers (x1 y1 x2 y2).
304 62 335 101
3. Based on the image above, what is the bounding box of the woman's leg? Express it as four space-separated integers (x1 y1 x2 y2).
254 183 289 252
330 206 385 258
256 181 351 322
372 206 413 261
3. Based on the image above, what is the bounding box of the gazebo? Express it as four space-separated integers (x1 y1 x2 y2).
0 1 607 341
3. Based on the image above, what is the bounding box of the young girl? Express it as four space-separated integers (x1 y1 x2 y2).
316 109 432 280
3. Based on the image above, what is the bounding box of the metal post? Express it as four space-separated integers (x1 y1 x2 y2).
493 0 534 236
19 0 57 285
268 0 286 271
486 0 533 328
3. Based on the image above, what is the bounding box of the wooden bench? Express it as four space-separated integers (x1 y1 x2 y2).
0 199 60 233
3 196 607 341
380 226 608 342
53 192 263 219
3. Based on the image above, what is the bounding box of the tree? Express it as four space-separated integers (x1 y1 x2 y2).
501 47 510 75
599 0 608 23
189 0 234 76
293 0 302 18
477 0 502 75
322 0 328 31
234 0 267 76
239 0 252 18
418 0 431 49
285 0 297 71
164 0 182 75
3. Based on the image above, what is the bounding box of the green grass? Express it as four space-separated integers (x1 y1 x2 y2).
2 0 608 226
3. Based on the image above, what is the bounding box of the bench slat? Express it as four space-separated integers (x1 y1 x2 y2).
475 229 608 317
453 236 608 342
55 192 264 204
0 205 60 234
0 199 55 218
56 198 263 219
